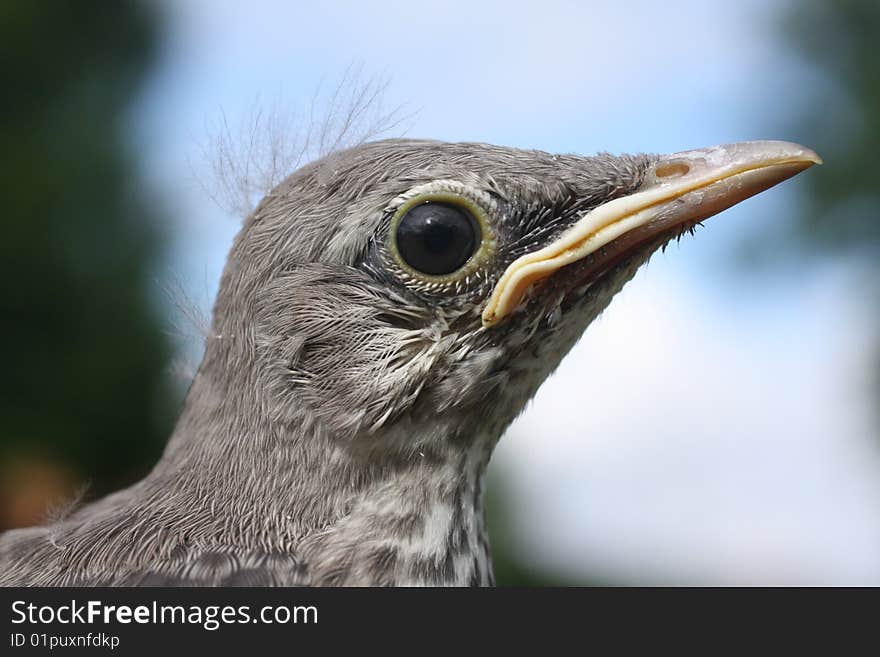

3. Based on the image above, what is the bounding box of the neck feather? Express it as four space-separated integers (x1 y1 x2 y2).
147 354 496 586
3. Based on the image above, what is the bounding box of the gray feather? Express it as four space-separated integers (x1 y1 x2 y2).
0 139 656 587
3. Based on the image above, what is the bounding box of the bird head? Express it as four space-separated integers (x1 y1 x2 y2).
206 139 819 461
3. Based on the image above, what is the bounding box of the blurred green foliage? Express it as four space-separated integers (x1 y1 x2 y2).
780 0 880 427
782 0 880 254
0 0 173 514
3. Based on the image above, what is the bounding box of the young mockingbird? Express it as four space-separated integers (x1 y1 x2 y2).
0 139 819 586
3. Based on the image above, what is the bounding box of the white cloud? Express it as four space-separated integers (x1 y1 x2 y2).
494 263 880 584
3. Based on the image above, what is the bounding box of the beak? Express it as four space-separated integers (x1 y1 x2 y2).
482 140 822 327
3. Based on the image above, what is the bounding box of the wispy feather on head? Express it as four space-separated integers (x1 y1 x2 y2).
195 64 415 218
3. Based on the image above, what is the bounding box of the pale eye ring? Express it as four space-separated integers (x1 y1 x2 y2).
388 190 496 285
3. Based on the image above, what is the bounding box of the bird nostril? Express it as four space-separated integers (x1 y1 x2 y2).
655 161 690 179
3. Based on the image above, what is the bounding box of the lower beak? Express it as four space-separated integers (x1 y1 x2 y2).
482 140 822 327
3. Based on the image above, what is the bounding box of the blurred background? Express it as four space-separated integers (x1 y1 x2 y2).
2 0 878 584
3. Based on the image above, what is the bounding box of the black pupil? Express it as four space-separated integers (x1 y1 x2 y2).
396 202 479 275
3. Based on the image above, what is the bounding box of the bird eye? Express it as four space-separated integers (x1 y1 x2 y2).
394 201 482 276
386 187 496 288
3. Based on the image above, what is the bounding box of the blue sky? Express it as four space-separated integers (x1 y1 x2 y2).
134 0 880 583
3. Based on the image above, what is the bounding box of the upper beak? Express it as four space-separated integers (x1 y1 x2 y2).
481 140 822 327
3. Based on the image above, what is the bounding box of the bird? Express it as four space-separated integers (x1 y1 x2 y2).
0 138 820 586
